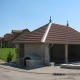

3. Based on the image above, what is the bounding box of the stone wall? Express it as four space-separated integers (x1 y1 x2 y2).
16 43 50 66
24 43 44 57
15 43 24 66
24 43 50 65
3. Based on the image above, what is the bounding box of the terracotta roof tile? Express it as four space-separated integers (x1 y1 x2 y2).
13 23 80 44
12 30 22 33
4 34 13 41
11 29 30 42
46 23 80 44
13 24 48 43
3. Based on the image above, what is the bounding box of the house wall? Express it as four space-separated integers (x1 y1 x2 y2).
15 43 24 66
24 43 43 65
24 43 44 58
44 44 50 63
16 43 50 66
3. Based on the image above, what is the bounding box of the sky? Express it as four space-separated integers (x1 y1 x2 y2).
0 0 80 37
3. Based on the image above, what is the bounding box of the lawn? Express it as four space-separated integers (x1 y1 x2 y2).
0 48 16 62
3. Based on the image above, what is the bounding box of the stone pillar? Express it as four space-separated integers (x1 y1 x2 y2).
44 44 50 64
65 44 68 63
15 44 19 65
16 44 19 58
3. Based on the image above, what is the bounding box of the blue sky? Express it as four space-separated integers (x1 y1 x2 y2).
0 0 80 37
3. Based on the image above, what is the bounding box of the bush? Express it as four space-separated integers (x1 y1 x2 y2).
7 52 13 62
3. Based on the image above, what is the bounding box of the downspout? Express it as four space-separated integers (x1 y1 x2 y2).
49 43 53 48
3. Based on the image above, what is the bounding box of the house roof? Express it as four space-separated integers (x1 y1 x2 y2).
12 29 29 33
46 23 80 44
11 29 30 42
4 34 13 41
22 29 30 32
12 30 22 33
13 23 48 43
13 22 80 44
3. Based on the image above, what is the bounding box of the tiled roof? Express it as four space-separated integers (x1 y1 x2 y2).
13 24 48 43
22 29 30 32
11 29 30 42
12 29 30 33
12 30 22 33
13 22 80 44
46 23 80 44
4 34 13 41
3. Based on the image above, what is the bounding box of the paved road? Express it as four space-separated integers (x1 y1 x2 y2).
0 67 80 80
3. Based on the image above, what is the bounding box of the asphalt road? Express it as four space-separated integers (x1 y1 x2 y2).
0 67 80 80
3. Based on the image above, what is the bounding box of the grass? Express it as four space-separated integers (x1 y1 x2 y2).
0 48 16 62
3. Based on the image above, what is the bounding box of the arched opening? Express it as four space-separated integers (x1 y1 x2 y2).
24 57 31 66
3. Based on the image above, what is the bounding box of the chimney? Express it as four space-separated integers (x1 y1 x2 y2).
67 20 69 26
49 16 52 23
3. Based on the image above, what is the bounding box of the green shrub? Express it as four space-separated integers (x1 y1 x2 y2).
7 52 13 62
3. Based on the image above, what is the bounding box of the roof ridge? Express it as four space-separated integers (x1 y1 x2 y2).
41 22 52 42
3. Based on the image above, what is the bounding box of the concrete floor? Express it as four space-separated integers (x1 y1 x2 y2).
0 61 80 80
0 67 80 80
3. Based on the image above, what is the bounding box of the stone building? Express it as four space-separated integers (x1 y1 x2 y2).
13 19 80 67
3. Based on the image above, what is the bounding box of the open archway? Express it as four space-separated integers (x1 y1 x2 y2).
24 57 31 66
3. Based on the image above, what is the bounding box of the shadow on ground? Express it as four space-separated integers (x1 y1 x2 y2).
0 62 47 70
